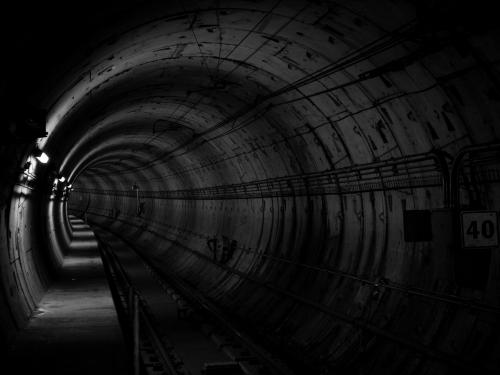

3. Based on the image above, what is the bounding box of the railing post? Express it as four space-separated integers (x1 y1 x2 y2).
128 287 140 375
429 149 451 208
131 290 140 375
128 287 134 320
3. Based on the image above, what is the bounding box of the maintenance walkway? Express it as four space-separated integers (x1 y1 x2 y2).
7 216 127 374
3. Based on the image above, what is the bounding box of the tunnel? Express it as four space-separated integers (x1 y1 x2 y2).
1 1 499 374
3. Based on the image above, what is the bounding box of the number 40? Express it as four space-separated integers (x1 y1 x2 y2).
467 220 495 239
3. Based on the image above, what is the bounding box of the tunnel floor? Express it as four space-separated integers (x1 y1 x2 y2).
7 216 127 374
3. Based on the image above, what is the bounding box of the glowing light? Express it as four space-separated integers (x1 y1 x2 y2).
36 152 49 164
59 176 66 182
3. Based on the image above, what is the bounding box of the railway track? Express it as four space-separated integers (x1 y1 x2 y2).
95 227 297 375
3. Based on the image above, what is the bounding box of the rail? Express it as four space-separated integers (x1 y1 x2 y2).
91 221 498 374
98 239 181 375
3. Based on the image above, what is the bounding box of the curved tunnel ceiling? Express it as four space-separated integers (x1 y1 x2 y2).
9 0 500 373
43 0 499 187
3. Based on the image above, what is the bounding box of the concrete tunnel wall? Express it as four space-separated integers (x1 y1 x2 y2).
0 155 51 348
1 0 500 373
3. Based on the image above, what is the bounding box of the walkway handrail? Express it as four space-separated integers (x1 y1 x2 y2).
449 142 500 208
74 150 448 201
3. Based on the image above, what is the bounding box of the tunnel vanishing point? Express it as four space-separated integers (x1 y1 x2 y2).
1 1 500 374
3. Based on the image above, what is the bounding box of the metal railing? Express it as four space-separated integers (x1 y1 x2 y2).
449 142 500 208
98 240 182 375
74 150 450 203
69 144 500 206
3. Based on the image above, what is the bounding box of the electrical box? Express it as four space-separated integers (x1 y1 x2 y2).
403 210 432 241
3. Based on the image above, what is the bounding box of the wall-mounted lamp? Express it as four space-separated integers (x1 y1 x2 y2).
34 148 49 164
36 152 49 164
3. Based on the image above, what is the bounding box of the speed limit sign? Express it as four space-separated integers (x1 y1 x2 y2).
461 211 499 248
